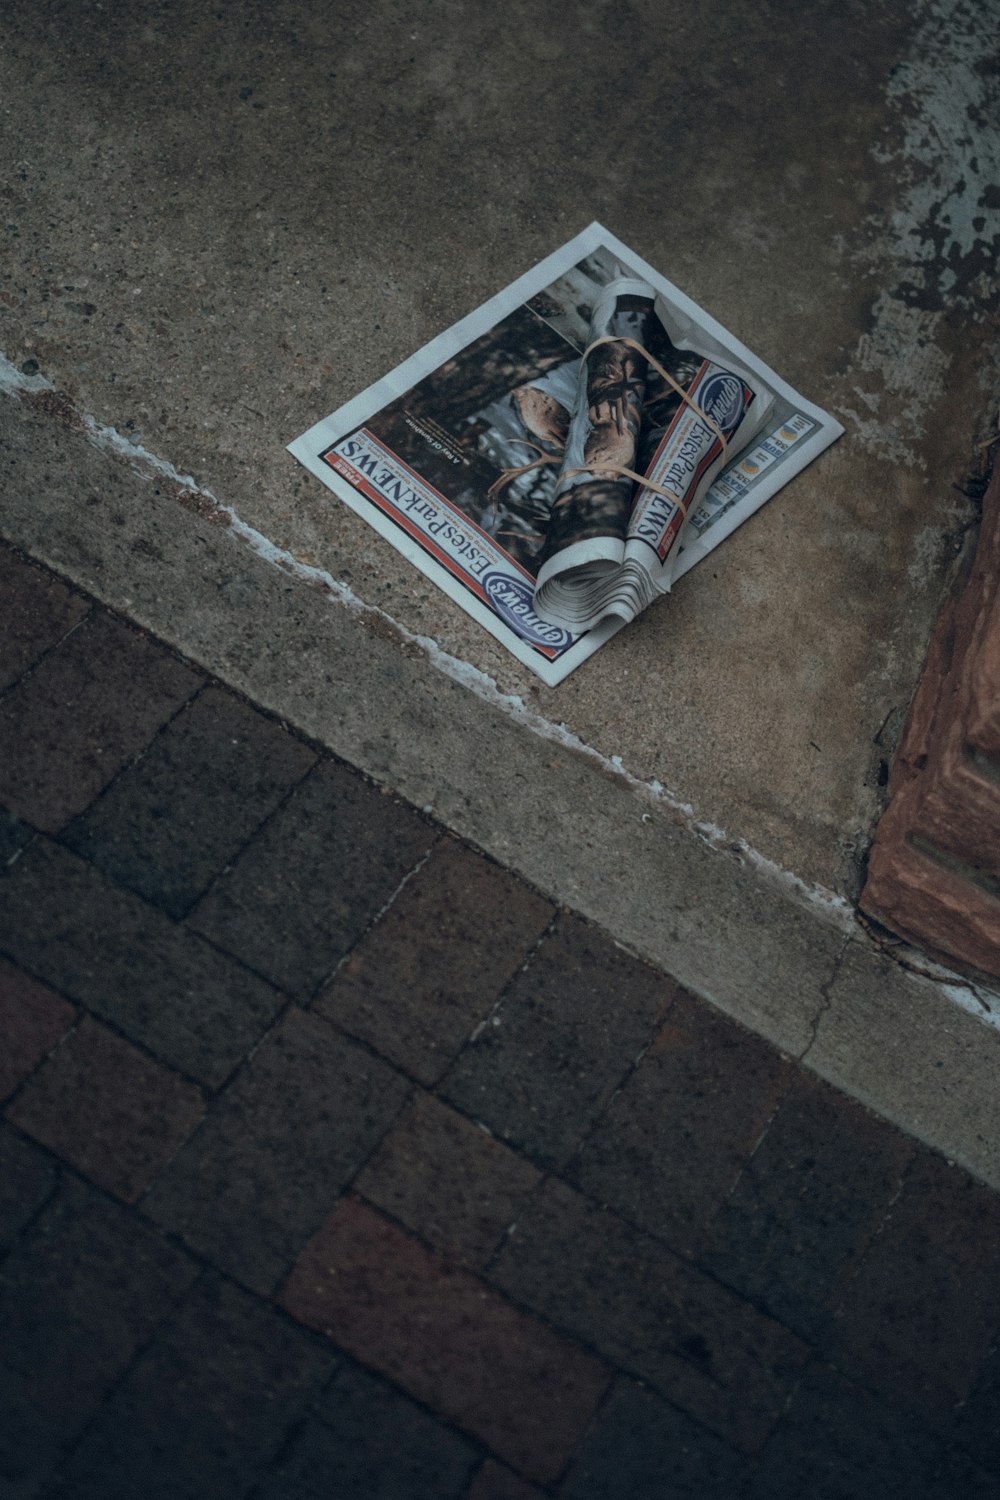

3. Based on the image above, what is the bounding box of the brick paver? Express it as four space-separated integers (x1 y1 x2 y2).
0 1124 57 1252
281 1197 611 1484
0 543 89 692
491 1178 809 1455
0 1178 196 1492
6 1016 204 1203
698 1071 914 1344
190 758 435 997
318 836 554 1084
568 990 791 1257
560 1375 751 1500
62 684 317 917
0 802 34 865
830 1151 1000 1418
442 913 675 1168
256 1364 479 1500
0 837 285 1087
748 1362 995 1499
356 1090 543 1269
144 1007 411 1293
0 954 76 1101
465 1458 548 1499
0 550 998 1496
0 608 200 831
948 1341 1000 1475
45 1273 337 1500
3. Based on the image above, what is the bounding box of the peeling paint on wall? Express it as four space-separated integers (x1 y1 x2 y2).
839 0 1000 464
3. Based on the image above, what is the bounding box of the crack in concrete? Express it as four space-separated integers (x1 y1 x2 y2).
800 932 856 1062
855 910 999 1021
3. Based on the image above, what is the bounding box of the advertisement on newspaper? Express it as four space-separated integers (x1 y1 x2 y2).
289 224 843 685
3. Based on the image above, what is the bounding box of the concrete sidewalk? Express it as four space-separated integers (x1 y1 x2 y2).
2 0 1000 1183
3 544 1000 1496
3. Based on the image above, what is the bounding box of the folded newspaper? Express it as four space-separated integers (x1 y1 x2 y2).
289 224 843 685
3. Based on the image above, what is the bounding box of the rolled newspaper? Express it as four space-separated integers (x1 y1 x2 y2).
533 278 774 631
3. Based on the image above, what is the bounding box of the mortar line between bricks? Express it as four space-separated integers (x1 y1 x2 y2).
477 1145 828 1380
314 837 442 998
179 753 334 936
0 912 901 1374
8 1206 207 1489
688 1053 801 1256
5 1115 790 1481
3 825 39 871
274 1188 624 1464
0 934 220 1100
431 911 563 1099
553 981 683 1185
301 1354 495 1493
819 1132 920 1346
791 1335 1000 1486
0 1122 65 1262
48 675 209 852
0 1008 85 1124
0 580 94 706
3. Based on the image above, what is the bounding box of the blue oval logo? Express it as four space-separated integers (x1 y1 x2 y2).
483 571 574 650
699 372 746 434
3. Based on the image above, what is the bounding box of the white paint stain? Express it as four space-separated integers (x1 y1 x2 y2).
840 0 1000 464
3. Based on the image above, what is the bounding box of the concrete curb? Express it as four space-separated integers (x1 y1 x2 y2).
4 379 999 1189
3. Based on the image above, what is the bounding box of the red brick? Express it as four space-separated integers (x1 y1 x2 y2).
0 609 201 832
0 956 76 1101
355 1091 542 1268
862 461 1000 978
61 684 317 918
0 544 89 692
189 759 435 998
280 1197 610 1484
317 838 554 1083
0 838 284 1087
6 1017 204 1203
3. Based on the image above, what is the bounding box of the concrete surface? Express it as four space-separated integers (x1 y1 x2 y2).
5 379 1000 1193
1 0 997 896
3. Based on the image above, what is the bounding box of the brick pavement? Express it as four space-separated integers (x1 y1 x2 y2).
1 538 999 1497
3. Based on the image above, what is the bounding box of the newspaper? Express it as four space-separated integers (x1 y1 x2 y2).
289 223 843 686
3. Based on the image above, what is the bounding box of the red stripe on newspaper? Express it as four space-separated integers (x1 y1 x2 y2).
654 445 720 561
335 429 538 587
331 466 562 661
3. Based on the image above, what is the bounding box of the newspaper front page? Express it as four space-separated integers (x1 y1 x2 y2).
289 224 843 686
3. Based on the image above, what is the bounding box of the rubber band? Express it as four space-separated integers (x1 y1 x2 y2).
486 336 731 511
486 439 559 498
580 335 731 466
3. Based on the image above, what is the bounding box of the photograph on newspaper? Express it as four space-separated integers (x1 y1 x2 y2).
289 223 843 686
